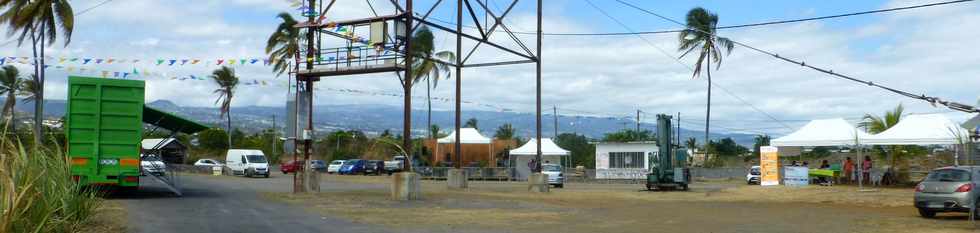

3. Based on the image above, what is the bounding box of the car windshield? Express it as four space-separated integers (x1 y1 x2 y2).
542 165 561 172
246 155 267 163
331 161 344 165
925 169 971 182
142 156 160 161
346 160 361 165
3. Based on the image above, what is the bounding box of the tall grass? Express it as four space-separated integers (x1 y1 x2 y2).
0 135 102 233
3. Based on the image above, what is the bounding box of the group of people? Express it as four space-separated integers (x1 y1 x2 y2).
841 156 874 183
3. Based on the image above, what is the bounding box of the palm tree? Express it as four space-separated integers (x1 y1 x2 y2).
685 137 698 150
678 7 735 163
429 124 441 139
464 118 478 129
265 12 301 76
210 66 239 147
858 104 905 174
19 75 39 104
410 26 456 139
0 65 24 128
494 123 516 140
752 134 771 157
0 0 74 145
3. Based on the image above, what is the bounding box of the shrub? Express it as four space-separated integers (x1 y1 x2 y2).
0 137 102 233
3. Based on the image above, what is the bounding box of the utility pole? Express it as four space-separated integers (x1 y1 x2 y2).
402 0 414 171
271 114 277 161
676 112 680 147
534 0 543 173
636 110 641 133
301 0 318 193
454 0 462 170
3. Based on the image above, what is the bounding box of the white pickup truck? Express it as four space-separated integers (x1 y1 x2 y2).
383 156 407 175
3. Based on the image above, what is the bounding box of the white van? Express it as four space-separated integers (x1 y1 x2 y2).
225 149 270 178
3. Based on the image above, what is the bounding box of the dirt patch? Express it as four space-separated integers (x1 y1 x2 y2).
76 199 127 233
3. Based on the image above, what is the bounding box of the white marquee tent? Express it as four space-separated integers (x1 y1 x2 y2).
771 118 870 147
437 128 492 144
863 114 971 145
509 138 570 180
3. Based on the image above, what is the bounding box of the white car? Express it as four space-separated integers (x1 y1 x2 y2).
194 158 224 167
541 164 564 188
141 155 167 176
327 160 345 174
746 166 761 185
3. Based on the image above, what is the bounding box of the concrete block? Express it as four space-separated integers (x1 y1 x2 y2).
391 172 422 200
528 173 550 193
447 168 468 189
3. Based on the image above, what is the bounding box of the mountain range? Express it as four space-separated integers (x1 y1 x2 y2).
13 99 759 146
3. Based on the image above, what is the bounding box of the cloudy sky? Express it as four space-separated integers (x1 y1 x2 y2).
1 0 978 136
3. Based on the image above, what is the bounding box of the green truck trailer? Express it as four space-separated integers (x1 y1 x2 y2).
66 76 207 190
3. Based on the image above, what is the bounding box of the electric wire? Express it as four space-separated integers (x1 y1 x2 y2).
615 0 980 114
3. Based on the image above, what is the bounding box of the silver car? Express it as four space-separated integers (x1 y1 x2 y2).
914 166 980 218
542 164 564 188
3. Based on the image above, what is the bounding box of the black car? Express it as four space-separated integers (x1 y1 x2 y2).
363 160 384 175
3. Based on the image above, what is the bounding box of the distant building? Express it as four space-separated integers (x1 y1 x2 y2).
594 142 658 179
142 138 188 164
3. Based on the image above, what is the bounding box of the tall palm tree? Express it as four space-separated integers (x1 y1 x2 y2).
494 123 516 140
858 104 905 172
265 12 301 76
464 118 478 130
410 26 456 139
685 137 698 150
0 65 24 129
0 0 74 145
678 7 734 163
19 75 39 104
210 66 239 147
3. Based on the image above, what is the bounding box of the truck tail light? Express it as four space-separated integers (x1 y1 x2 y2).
956 183 973 192
119 158 139 167
123 176 139 183
914 183 924 192
71 158 88 165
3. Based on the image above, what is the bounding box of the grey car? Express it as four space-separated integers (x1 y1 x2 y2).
914 166 980 218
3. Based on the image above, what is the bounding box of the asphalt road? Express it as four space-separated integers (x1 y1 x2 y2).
112 173 390 233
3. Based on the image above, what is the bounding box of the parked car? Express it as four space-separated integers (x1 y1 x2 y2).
384 156 407 175
363 160 384 175
327 160 345 174
140 155 167 176
280 160 304 174
225 149 270 178
541 164 564 188
311 160 327 172
915 166 980 218
193 159 224 167
339 159 366 175
746 166 761 185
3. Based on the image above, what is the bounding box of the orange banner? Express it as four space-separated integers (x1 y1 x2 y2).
760 146 780 186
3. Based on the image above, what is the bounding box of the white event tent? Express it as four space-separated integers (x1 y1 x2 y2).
434 128 493 166
509 138 570 180
863 114 971 145
771 118 869 147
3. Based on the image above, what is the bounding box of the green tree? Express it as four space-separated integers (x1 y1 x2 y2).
555 133 596 168
684 137 698 150
858 104 916 181
464 118 478 129
410 26 456 139
678 7 735 164
708 137 747 157
494 123 516 140
19 75 39 105
265 12 302 76
0 65 24 128
428 124 445 139
602 129 655 142
752 134 771 157
0 0 74 145
230 128 246 148
198 128 229 151
209 66 239 147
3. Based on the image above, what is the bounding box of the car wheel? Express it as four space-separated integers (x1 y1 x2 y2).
680 184 689 191
246 169 253 178
264 173 270 178
557 184 564 188
282 171 287 174
918 208 936 218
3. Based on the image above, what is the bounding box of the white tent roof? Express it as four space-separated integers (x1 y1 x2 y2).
509 138 570 156
863 114 970 145
771 118 869 147
436 128 492 144
141 138 178 150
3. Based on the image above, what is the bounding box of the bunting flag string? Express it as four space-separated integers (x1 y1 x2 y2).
0 55 283 66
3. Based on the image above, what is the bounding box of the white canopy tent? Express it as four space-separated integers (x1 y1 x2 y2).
437 128 492 144
771 118 869 147
863 114 971 145
434 128 493 167
509 138 570 180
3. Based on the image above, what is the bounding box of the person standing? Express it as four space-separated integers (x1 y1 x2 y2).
862 156 873 183
843 157 854 184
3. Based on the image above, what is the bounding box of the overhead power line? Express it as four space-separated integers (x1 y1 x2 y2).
425 0 975 36
615 0 980 114
75 0 114 16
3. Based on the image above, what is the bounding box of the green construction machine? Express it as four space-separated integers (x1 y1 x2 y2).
646 114 690 191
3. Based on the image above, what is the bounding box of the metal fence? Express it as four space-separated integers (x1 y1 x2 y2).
416 167 515 181
412 167 751 182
